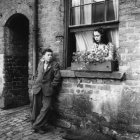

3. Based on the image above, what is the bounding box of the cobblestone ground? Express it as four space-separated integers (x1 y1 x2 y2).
0 105 66 140
1 106 140 140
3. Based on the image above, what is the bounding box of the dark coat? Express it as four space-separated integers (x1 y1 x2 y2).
32 60 61 96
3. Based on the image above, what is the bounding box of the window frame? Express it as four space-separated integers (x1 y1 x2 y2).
64 0 119 69
70 0 119 27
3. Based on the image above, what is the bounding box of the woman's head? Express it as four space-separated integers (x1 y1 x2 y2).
42 48 53 62
93 28 108 44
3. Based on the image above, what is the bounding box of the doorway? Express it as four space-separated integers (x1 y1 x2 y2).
4 13 29 108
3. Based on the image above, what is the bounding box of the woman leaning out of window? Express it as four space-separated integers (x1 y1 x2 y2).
88 28 114 63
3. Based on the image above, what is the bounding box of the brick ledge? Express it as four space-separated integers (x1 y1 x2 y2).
60 70 126 80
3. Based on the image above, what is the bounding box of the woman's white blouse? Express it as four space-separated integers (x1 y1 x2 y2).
91 42 114 60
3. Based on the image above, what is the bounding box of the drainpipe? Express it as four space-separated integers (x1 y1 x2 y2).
33 0 38 78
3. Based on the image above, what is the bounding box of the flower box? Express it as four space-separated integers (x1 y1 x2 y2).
71 61 118 72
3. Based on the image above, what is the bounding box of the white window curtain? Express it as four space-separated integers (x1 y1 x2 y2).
83 0 93 24
75 31 94 52
108 29 119 48
72 0 95 25
72 0 80 25
109 0 119 48
75 29 119 52
113 0 118 20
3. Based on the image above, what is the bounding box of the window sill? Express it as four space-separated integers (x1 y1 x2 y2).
60 70 126 81
69 20 119 32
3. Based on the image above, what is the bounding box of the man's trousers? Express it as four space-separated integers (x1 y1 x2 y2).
31 90 52 129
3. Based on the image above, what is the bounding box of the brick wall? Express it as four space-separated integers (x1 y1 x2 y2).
0 0 34 108
58 0 140 133
119 0 140 127
38 0 64 66
0 0 64 108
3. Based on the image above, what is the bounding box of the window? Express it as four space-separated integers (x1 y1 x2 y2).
70 0 118 25
64 0 119 68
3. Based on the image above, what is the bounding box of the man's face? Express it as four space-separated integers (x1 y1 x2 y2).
93 31 101 43
44 52 53 62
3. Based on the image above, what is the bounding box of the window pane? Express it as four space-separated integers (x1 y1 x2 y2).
71 7 80 25
70 0 118 25
83 4 92 24
84 0 95 4
94 0 105 1
80 5 84 24
72 0 80 7
92 2 105 23
106 0 116 21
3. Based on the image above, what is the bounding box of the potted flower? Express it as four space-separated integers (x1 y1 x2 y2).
71 50 119 72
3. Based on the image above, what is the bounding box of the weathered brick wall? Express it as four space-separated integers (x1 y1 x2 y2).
0 0 64 108
58 0 140 133
119 0 140 127
38 0 64 66
0 0 34 108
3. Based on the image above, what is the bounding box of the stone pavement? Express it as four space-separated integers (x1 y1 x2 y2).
0 105 66 140
1 105 140 140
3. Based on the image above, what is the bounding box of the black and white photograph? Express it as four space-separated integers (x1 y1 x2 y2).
0 0 139 140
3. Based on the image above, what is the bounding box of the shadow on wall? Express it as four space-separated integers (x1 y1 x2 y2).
60 89 140 139
116 87 140 132
62 93 117 140
101 87 140 133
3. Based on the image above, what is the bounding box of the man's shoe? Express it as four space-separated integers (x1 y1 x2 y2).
32 128 46 134
37 129 46 134
41 126 52 132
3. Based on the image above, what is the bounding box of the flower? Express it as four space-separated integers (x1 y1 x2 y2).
72 50 107 64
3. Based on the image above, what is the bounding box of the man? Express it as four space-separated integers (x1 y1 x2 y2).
31 48 61 134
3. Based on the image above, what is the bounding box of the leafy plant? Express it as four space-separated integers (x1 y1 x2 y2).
72 51 107 64
72 47 120 64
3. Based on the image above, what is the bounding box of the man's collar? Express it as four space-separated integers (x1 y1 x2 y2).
44 61 49 64
40 58 51 64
